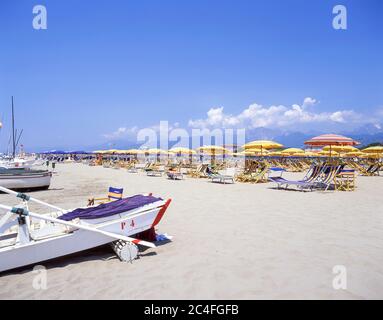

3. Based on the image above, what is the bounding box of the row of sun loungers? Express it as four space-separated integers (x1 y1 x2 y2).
85 158 382 191
269 164 347 191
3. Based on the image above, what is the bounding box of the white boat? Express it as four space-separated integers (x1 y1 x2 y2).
0 186 172 273
0 168 52 191
0 158 42 169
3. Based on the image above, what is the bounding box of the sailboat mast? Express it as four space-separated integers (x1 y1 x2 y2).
11 96 15 158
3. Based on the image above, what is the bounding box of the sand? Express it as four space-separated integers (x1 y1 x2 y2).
0 163 382 299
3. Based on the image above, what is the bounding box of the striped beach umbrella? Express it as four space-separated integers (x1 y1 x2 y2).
304 134 359 147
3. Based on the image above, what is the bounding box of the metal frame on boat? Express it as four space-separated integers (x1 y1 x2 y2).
0 186 171 273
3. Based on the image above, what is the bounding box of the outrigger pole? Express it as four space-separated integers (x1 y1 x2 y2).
0 185 64 212
0 203 156 249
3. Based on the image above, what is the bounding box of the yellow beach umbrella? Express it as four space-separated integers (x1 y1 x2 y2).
242 140 283 150
344 151 364 157
147 148 167 154
169 147 197 155
242 140 283 156
361 153 382 159
126 149 144 154
302 151 318 157
239 150 258 156
105 149 119 154
197 145 230 154
322 145 358 153
281 148 305 155
197 145 231 164
319 150 340 157
362 146 383 154
246 148 269 155
269 151 283 156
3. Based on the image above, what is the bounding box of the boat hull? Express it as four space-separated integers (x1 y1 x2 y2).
0 200 169 273
0 170 51 191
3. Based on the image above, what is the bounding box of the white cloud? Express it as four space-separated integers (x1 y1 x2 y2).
188 97 362 130
103 122 180 140
103 126 138 139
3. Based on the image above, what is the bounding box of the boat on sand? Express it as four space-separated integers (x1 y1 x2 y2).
0 186 172 273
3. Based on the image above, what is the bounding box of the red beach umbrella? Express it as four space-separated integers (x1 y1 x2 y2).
304 134 359 157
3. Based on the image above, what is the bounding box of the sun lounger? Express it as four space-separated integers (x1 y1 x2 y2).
211 168 236 184
269 176 317 191
269 165 343 191
167 171 184 180
147 165 165 177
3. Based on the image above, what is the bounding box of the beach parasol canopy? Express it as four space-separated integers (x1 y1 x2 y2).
242 140 283 150
169 147 197 155
245 148 270 155
344 151 364 157
268 151 283 156
362 146 383 153
147 148 168 154
281 148 304 155
238 150 258 156
322 145 358 153
115 149 144 154
304 134 359 147
361 153 382 159
319 150 340 157
197 145 230 154
99 149 119 154
303 151 318 157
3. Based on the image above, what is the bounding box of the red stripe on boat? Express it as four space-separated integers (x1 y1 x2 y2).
152 199 172 227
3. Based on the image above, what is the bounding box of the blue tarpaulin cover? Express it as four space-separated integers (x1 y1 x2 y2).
59 195 162 221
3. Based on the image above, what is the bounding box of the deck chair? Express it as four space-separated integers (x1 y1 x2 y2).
87 187 123 206
210 168 236 184
268 164 326 191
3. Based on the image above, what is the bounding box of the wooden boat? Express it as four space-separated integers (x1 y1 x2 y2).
0 186 171 273
0 168 52 191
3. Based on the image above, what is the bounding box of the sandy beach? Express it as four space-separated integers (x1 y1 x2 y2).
0 162 382 299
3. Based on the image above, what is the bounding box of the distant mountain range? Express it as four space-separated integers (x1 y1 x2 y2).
29 123 383 152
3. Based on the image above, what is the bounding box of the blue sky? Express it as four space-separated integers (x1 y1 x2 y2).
0 0 382 151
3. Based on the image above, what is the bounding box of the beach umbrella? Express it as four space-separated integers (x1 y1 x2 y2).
169 147 196 154
103 149 119 154
242 140 283 149
242 140 283 156
147 148 167 162
121 149 144 160
169 147 196 163
319 150 340 157
245 148 270 155
281 148 305 155
147 148 167 154
305 134 359 158
125 149 144 154
197 145 230 164
304 134 359 147
344 151 364 157
322 145 358 153
362 146 383 154
240 150 258 156
268 151 283 157
197 145 229 153
302 151 318 157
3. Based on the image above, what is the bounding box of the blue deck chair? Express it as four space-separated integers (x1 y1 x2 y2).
88 187 124 206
